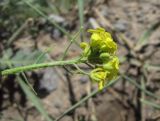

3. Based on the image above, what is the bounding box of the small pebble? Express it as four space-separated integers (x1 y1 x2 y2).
114 19 128 32
80 76 89 84
39 68 58 93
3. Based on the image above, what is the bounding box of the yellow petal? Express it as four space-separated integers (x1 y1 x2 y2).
87 27 105 33
98 80 104 90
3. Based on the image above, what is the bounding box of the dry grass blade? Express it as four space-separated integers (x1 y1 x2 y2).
22 0 70 38
141 99 160 110
17 75 53 121
3 53 53 121
122 75 160 100
134 21 160 51
7 20 28 46
144 64 160 71
77 0 84 41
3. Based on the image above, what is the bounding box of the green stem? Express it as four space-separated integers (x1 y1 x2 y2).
140 99 160 109
1 57 87 76
22 0 70 38
8 20 28 46
55 78 119 121
122 75 160 100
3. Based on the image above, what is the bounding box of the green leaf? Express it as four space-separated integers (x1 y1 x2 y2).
2 51 53 121
0 49 48 67
17 76 53 121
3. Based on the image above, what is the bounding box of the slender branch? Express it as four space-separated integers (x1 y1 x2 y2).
1 57 87 76
122 75 160 100
22 0 70 38
55 78 119 121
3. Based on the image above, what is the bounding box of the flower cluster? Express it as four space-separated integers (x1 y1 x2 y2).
80 28 119 90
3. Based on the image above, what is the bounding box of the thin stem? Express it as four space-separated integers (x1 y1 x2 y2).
140 99 160 110
34 47 52 64
141 76 146 121
1 57 87 76
122 75 160 100
22 0 70 38
2 51 53 121
60 27 82 60
73 64 89 75
21 72 37 95
55 78 119 121
8 20 28 46
77 0 84 42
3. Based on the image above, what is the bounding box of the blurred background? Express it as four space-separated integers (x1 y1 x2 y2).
0 0 160 121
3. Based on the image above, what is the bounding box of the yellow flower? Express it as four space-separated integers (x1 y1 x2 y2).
90 68 108 90
80 27 119 90
100 39 117 54
90 56 119 90
88 27 117 55
80 42 90 57
85 27 118 64
103 56 119 80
